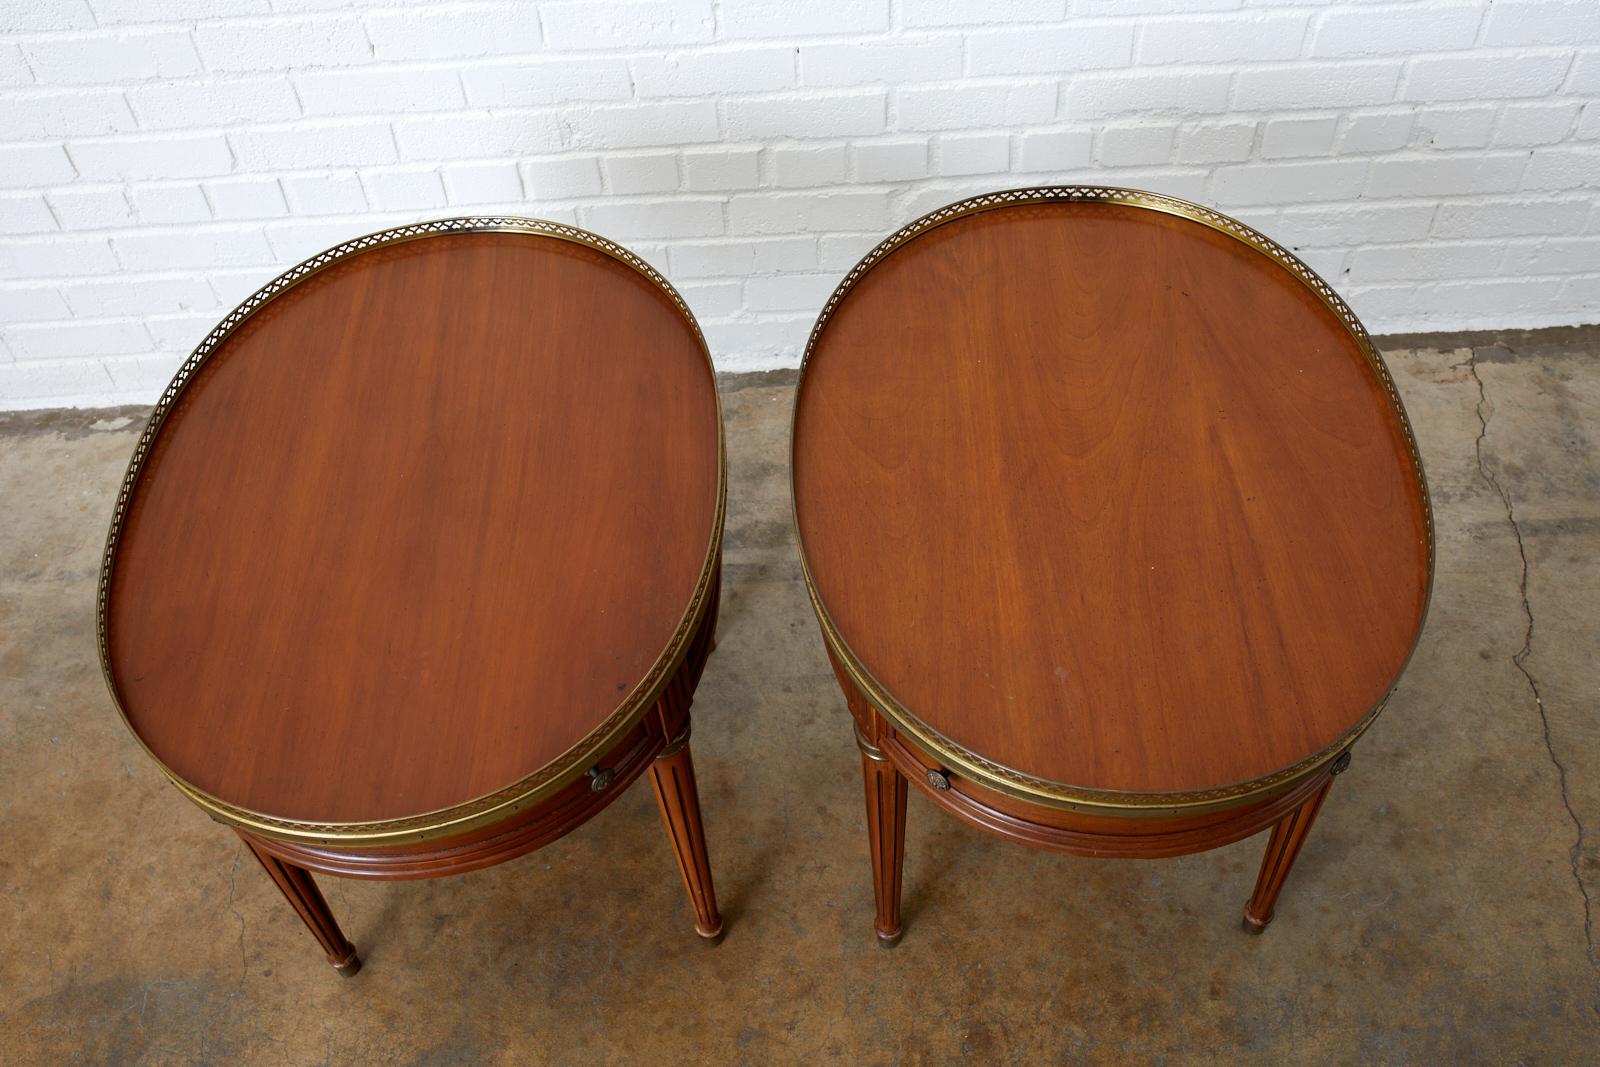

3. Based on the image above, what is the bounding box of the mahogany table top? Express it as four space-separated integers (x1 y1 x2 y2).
793 190 1432 811
100 221 722 840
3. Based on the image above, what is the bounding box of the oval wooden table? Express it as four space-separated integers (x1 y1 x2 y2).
98 219 726 975
792 188 1433 942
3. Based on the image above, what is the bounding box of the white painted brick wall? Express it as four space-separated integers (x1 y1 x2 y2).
1 0 1598 408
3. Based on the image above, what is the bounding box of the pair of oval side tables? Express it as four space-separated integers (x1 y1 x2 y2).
99 188 1432 975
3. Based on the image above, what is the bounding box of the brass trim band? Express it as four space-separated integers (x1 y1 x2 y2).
791 185 1435 819
97 217 727 847
853 723 890 763
658 722 693 759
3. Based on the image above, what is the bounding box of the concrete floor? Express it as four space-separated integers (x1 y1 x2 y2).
1 333 1597 1064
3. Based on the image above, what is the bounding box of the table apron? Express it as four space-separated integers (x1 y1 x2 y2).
877 729 1338 860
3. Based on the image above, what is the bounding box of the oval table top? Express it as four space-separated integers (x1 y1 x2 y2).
99 220 722 842
793 189 1432 813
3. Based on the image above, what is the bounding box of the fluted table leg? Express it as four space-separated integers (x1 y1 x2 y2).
858 727 908 946
240 833 361 976
649 724 724 943
1243 752 1351 933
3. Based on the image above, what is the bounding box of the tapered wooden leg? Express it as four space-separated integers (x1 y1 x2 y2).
1243 753 1350 933
859 733 908 946
240 834 361 976
649 726 724 943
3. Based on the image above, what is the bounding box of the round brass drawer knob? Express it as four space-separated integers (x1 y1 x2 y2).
586 767 615 792
927 769 952 791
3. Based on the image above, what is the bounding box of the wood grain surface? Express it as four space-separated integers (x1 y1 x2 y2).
106 230 720 824
794 201 1429 796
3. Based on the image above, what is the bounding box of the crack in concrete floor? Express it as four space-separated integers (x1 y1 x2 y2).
1464 347 1596 991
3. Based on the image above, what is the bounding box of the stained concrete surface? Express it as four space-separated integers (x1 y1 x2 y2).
1 335 1597 1064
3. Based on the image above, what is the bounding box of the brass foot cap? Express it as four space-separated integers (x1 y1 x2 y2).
332 953 363 977
695 919 725 945
875 926 903 948
1241 913 1270 935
